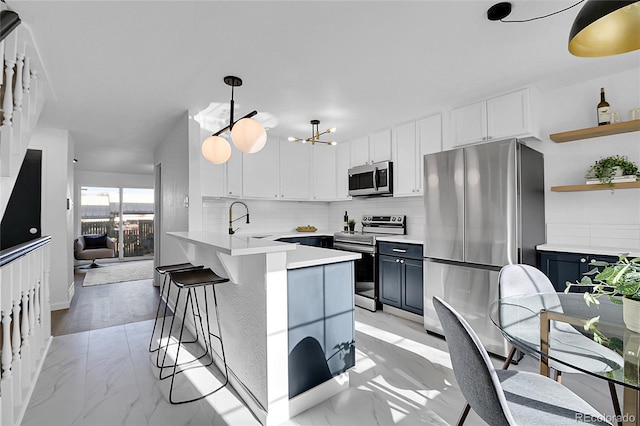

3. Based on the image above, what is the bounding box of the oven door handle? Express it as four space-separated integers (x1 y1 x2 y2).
333 242 376 255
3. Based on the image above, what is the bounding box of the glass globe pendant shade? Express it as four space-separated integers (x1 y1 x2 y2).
231 118 267 154
201 135 231 164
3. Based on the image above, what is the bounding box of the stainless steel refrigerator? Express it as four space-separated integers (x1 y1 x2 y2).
422 139 544 357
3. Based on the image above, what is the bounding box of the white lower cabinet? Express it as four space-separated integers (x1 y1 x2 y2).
312 143 337 201
279 140 311 200
393 114 441 196
243 138 279 199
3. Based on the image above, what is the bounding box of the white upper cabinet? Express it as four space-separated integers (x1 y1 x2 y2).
369 128 392 163
279 140 311 200
393 114 442 196
336 142 351 200
451 87 539 147
226 149 243 198
349 128 392 167
200 155 225 198
243 137 279 199
349 136 370 167
312 143 337 201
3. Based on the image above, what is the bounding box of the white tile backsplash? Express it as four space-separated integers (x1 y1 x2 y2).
201 196 425 239
546 223 640 250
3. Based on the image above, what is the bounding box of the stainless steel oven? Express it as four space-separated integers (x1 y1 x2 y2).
333 215 406 311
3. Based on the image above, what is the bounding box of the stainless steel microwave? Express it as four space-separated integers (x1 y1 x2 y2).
348 161 393 197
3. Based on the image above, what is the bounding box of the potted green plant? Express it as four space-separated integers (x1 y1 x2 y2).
566 254 640 332
347 219 356 233
585 155 639 185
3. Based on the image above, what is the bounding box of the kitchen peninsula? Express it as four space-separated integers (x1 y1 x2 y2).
167 231 360 425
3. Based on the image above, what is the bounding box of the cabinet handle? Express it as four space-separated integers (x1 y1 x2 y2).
488 136 493 140
395 259 400 263
580 258 587 263
400 259 405 264
392 248 407 253
590 259 597 263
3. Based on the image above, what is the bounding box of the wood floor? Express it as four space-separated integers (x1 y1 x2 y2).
51 262 167 336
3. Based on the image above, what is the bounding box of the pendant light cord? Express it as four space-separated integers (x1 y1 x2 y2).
501 0 585 23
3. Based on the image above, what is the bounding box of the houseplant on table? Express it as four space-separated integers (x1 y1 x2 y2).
585 155 639 186
347 219 356 233
566 254 640 333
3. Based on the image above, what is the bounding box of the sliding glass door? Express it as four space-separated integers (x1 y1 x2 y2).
80 186 154 259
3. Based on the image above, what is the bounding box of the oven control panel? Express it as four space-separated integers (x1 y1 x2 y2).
361 215 405 226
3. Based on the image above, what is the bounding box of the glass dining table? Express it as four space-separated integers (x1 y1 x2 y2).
490 292 640 426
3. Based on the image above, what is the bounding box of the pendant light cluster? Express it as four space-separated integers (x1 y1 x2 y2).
201 76 267 164
288 120 337 146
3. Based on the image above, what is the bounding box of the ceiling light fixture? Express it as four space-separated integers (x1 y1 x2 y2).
288 120 337 146
569 0 640 57
201 76 267 164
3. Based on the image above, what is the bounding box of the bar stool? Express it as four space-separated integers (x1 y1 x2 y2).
163 268 230 404
148 262 203 358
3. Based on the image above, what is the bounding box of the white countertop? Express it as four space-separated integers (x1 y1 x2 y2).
286 245 361 270
167 231 297 256
376 235 424 245
537 243 640 258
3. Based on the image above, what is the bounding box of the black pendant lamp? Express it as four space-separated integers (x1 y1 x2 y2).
569 0 640 57
0 10 21 43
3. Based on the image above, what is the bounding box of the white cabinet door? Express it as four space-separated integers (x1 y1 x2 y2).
226 149 243 198
487 88 530 141
336 142 351 200
369 128 392 163
242 138 279 199
416 114 442 194
393 121 417 196
349 136 369 167
312 144 337 201
279 140 310 200
451 100 487 147
200 156 225 197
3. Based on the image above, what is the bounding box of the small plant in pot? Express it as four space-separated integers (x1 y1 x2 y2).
566 254 640 333
347 219 356 233
585 155 639 185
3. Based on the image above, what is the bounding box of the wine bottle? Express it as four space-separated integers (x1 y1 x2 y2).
597 87 610 126
343 211 348 232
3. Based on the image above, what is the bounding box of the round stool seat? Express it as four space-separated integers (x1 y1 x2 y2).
169 268 229 288
155 262 203 275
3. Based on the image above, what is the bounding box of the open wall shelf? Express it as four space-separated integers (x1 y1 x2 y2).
550 119 640 143
551 181 640 192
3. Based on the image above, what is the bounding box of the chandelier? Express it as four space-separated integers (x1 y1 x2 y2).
201 76 267 164
288 120 337 146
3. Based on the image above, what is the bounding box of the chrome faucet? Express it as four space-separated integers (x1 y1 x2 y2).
229 201 250 235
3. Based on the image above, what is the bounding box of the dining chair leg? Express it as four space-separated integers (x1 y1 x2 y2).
501 346 517 370
456 402 471 426
608 381 622 426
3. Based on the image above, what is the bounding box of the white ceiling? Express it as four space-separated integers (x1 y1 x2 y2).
11 0 640 174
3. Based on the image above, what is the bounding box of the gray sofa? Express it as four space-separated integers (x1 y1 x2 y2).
74 234 116 267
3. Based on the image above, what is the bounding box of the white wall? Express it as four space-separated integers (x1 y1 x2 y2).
533 67 640 250
154 113 190 268
29 127 74 310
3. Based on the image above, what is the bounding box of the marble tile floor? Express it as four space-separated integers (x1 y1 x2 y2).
23 308 620 426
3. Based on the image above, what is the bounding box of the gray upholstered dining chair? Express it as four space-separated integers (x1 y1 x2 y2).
498 264 621 419
433 296 612 426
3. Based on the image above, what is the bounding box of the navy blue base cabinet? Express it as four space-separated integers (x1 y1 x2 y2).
378 242 423 315
537 250 620 292
287 261 355 398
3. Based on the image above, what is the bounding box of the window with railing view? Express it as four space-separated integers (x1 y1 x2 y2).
80 187 154 258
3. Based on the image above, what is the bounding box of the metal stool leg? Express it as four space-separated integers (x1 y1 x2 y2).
149 273 170 353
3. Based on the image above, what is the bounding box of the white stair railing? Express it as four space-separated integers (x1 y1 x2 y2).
0 22 46 219
0 236 52 426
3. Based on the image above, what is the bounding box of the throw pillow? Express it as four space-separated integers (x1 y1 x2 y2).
84 233 108 249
